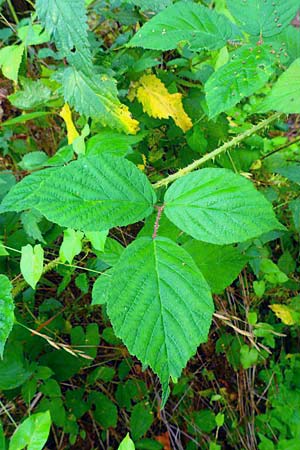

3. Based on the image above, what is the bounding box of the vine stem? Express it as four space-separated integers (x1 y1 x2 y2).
6 0 19 24
153 112 282 189
12 257 60 298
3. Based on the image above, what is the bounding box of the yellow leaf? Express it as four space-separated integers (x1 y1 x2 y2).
60 103 79 144
130 74 192 132
116 104 139 135
269 304 296 325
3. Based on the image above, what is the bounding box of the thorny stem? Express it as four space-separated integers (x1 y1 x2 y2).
153 112 282 189
152 205 165 239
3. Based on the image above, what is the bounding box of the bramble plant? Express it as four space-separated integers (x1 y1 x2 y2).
0 0 300 448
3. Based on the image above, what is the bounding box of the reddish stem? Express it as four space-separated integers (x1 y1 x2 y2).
152 205 165 239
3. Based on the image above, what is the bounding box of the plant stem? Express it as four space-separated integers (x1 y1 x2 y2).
12 257 60 298
6 0 19 24
153 112 282 189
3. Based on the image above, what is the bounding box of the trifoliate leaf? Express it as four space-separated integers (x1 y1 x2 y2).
106 237 214 404
59 67 139 134
0 275 14 359
130 74 192 132
129 1 240 51
1 155 156 232
164 168 284 244
20 244 44 290
59 104 79 145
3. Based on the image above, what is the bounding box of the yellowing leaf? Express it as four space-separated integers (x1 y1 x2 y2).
116 104 139 135
60 103 79 144
130 74 192 132
269 304 296 325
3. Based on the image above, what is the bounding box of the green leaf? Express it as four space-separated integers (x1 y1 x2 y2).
88 391 118 429
0 111 51 127
258 58 300 114
275 163 300 183
106 237 214 402
0 342 33 390
92 272 112 305
289 199 300 233
9 411 51 450
1 155 156 232
205 45 274 118
58 67 139 134
0 44 24 82
17 23 50 46
0 240 9 256
240 344 259 369
9 80 52 110
85 230 108 252
226 0 299 37
118 434 135 450
183 241 247 293
59 229 84 263
130 402 154 440
19 152 49 171
129 1 240 51
164 168 284 245
20 244 44 290
86 130 146 157
0 275 14 359
36 0 92 72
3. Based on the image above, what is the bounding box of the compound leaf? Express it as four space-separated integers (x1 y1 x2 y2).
1 155 156 232
205 45 274 118
129 1 240 51
183 240 248 293
227 0 299 37
36 0 92 72
106 237 214 403
59 67 139 134
258 58 300 113
0 275 14 359
130 74 192 132
164 168 284 244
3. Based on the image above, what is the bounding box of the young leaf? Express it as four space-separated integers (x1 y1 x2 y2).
59 229 84 264
9 411 51 450
257 58 300 114
164 168 284 245
106 237 214 403
59 67 139 134
1 155 156 232
20 244 44 290
130 74 192 132
226 0 299 37
118 434 135 450
129 2 240 51
36 0 92 72
205 45 274 118
0 44 24 82
183 241 248 293
85 230 108 252
0 275 14 359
